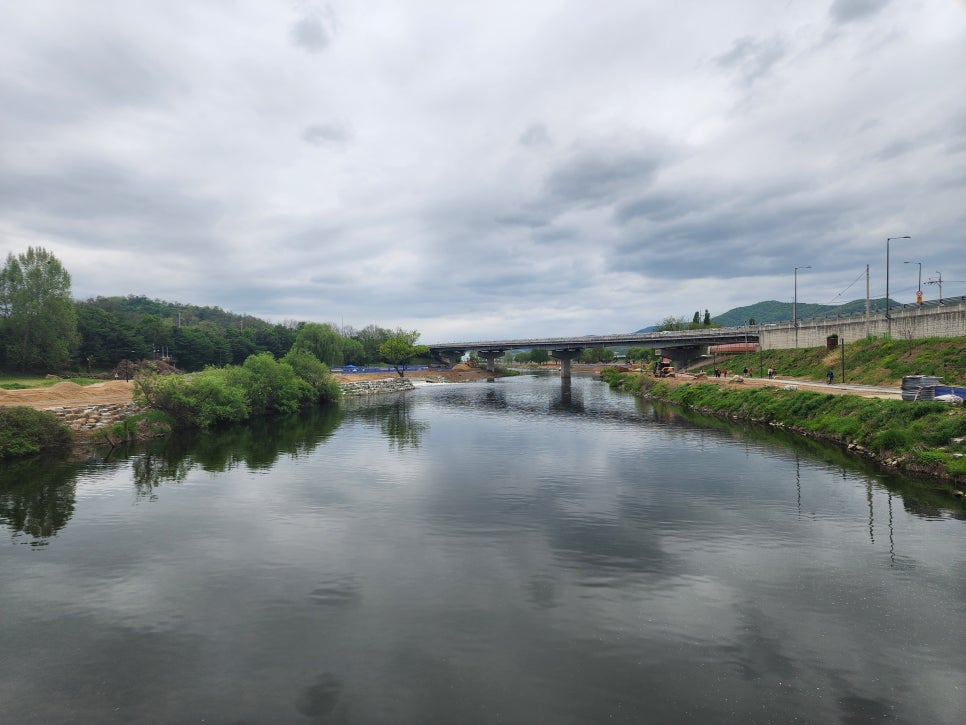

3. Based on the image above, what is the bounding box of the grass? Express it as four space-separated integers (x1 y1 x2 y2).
0 374 103 390
701 337 966 386
601 368 966 486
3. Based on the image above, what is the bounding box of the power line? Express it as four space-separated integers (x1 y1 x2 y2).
822 268 867 305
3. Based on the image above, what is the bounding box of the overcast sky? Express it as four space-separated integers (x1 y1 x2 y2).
2 1 964 342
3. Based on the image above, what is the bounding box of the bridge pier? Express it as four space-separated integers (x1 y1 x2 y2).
479 350 505 373
550 349 582 381
656 345 705 373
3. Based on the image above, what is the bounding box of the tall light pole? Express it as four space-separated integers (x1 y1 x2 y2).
904 260 922 304
886 235 911 335
794 265 811 347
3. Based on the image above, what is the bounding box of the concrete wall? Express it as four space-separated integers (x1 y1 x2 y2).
760 297 966 349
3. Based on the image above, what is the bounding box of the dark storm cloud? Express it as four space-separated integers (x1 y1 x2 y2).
714 35 787 84
830 0 893 25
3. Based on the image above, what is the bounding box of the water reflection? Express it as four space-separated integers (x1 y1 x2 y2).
1 375 965 723
342 394 429 449
0 456 79 545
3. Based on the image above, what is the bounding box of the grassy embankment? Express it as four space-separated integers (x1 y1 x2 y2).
601 337 966 488
695 336 966 385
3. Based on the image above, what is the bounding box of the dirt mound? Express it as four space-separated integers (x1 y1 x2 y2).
0 380 135 409
452 363 472 371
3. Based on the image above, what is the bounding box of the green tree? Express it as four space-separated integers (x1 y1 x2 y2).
0 247 79 371
692 311 700 325
341 337 366 366
379 329 429 377
657 316 687 331
354 324 390 364
529 348 550 364
291 323 344 367
626 346 650 362
703 309 711 326
75 303 149 369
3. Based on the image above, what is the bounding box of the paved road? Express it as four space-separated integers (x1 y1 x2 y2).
766 377 901 398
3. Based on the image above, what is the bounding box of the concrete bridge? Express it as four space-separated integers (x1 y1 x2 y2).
429 295 966 380
428 328 759 380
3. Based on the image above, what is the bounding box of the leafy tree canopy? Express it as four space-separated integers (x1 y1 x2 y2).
0 247 78 371
379 329 429 377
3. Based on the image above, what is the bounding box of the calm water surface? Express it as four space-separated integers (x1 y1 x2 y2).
2 374 964 723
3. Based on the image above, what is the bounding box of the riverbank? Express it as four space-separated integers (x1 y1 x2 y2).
600 368 966 491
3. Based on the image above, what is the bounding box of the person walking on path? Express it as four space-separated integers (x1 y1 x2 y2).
827 369 834 385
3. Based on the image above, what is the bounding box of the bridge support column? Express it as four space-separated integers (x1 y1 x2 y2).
550 349 582 381
656 345 704 373
479 351 504 373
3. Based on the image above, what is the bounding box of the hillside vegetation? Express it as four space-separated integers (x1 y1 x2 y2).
711 298 892 327
705 337 966 386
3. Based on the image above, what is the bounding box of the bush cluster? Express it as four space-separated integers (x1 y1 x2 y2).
135 351 341 428
0 407 73 458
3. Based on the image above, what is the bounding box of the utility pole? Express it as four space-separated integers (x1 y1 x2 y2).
865 264 870 338
926 272 943 304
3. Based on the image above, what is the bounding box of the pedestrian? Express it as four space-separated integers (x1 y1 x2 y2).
827 369 834 385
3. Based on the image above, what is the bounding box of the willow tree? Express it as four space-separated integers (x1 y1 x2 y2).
0 247 78 371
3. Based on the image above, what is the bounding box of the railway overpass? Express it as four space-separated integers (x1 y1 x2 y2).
428 328 759 380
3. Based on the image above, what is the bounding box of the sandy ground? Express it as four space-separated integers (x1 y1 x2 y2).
0 365 899 411
0 380 137 410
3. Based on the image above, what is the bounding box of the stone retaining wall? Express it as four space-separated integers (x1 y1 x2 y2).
44 403 148 432
339 378 415 396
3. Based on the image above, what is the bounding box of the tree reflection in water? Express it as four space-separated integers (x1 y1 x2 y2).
344 395 428 450
0 456 79 545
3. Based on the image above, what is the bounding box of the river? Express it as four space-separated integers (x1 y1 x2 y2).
1 374 964 723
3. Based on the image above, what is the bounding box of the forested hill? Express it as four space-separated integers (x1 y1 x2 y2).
83 295 278 332
712 298 893 327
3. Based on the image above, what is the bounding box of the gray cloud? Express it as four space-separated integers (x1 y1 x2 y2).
714 35 787 84
290 7 336 53
830 0 893 25
519 123 551 148
0 1 961 339
544 147 664 207
302 122 351 146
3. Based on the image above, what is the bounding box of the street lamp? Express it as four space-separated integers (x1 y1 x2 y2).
904 260 922 304
886 235 911 334
794 265 811 347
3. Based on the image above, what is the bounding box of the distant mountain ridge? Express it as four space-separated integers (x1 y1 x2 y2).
711 298 892 327
635 298 895 332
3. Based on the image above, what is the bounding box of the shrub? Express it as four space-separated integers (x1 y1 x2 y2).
871 428 913 453
241 352 303 415
915 450 948 465
0 406 73 458
282 349 341 403
135 370 249 427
